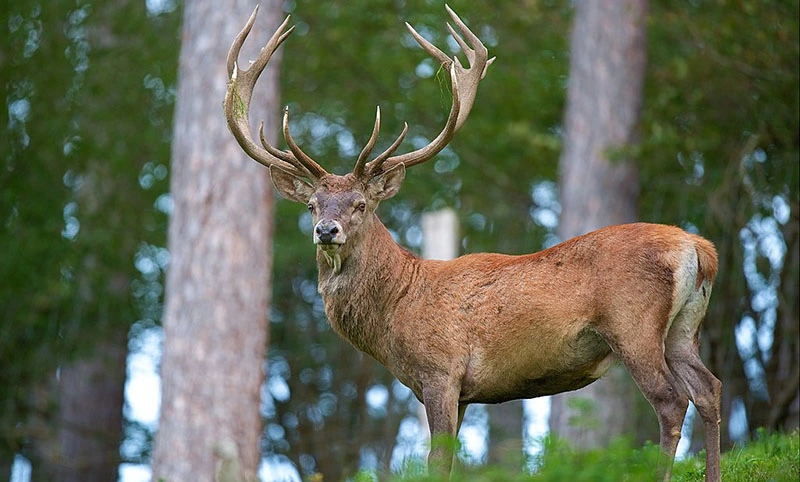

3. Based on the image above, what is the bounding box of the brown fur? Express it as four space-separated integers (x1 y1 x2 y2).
693 235 719 289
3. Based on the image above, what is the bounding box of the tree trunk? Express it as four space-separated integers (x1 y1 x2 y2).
26 328 127 482
151 0 279 479
53 330 128 482
770 206 799 431
487 401 524 467
549 0 654 449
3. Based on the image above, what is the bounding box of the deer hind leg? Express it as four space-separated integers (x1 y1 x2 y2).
664 287 722 482
598 316 689 482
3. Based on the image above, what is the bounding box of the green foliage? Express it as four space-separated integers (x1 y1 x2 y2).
674 429 800 482
564 397 601 432
1 0 180 463
529 437 664 482
642 0 799 228
373 431 800 482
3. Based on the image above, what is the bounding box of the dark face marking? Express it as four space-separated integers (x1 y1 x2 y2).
310 191 367 225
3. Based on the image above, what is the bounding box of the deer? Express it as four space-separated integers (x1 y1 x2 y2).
224 6 722 481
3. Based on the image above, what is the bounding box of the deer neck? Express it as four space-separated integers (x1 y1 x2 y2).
315 214 419 361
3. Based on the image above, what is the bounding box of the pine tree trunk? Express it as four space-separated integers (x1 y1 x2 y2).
151 0 279 479
53 330 127 482
27 328 128 482
549 0 655 449
487 400 524 467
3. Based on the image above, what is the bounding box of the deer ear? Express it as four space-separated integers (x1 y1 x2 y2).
269 166 315 203
367 163 405 201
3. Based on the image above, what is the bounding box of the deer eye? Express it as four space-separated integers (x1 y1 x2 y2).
356 201 366 213
307 203 314 213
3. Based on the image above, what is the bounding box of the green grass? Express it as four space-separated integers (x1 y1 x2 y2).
349 429 799 482
673 429 800 482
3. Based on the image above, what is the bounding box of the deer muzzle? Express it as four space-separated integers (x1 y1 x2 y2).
314 220 346 247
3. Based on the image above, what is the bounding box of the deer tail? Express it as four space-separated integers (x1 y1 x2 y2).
692 235 718 290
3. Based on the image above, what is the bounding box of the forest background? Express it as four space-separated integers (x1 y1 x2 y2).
1 0 798 481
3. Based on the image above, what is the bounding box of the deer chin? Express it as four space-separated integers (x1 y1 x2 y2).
318 243 344 274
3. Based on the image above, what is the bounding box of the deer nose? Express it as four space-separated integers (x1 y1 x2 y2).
315 220 341 244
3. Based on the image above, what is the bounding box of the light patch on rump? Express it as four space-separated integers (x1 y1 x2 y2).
669 279 713 346
664 243 714 351
663 244 700 343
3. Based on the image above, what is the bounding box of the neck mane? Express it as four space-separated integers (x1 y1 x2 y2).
315 214 420 362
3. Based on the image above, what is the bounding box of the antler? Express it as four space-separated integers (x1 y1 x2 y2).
361 4 494 178
353 106 409 178
224 6 328 181
225 5 491 183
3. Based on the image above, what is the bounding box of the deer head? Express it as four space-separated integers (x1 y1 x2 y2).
224 5 493 273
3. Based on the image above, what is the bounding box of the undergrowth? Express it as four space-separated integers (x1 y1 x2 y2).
345 429 799 482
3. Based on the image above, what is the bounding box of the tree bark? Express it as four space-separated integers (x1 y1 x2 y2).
26 328 127 482
549 0 653 449
487 400 524 467
151 0 279 479
770 205 799 431
53 330 128 482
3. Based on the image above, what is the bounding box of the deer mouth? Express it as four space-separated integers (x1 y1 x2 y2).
316 239 346 257
314 228 346 250
317 241 343 251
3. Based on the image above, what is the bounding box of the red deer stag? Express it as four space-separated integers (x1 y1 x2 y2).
224 6 721 481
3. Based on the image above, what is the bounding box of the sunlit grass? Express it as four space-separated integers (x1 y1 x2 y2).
672 429 800 482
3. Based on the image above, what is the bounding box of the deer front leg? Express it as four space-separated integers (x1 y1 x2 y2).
423 383 461 477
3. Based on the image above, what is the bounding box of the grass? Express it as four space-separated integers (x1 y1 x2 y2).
348 429 799 482
672 429 800 482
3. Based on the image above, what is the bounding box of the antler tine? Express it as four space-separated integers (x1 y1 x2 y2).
376 5 490 173
367 122 409 176
226 6 259 78
282 107 328 179
224 7 328 180
404 22 451 68
353 106 382 179
259 121 299 164
444 4 494 131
